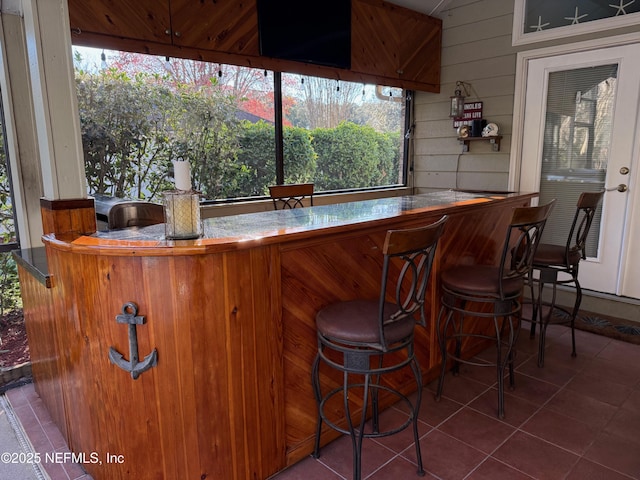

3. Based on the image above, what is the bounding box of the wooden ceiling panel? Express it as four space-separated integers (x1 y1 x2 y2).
351 0 401 78
170 0 260 55
68 0 171 44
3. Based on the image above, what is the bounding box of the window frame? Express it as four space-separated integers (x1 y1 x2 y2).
512 0 640 46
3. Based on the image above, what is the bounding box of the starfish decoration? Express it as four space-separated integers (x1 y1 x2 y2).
565 6 589 24
530 15 550 31
609 0 636 15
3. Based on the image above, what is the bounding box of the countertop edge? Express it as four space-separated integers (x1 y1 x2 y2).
12 247 52 288
43 192 537 257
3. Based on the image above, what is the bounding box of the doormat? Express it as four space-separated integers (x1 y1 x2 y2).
553 309 640 345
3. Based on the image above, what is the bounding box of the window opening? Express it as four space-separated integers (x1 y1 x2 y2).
73 47 409 203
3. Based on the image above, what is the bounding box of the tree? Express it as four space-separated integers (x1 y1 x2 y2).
314 122 396 190
77 69 176 200
283 126 317 184
290 77 362 129
235 121 276 196
0 121 21 315
170 87 244 199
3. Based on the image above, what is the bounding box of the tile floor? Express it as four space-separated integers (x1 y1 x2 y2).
4 321 640 480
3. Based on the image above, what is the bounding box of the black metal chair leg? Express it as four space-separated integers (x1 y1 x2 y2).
570 277 582 357
371 356 384 434
410 356 426 476
493 315 506 419
507 316 516 390
529 277 538 338
453 311 463 376
536 268 558 367
346 371 370 480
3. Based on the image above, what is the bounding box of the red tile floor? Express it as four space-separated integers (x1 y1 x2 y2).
3 321 640 480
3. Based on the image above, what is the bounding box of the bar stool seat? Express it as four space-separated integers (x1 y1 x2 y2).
435 201 555 419
312 216 448 480
316 300 413 345
441 266 524 296
533 245 581 267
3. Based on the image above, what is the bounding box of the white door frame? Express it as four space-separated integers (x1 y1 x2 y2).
510 32 640 299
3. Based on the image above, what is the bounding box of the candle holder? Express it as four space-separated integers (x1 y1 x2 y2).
163 190 202 240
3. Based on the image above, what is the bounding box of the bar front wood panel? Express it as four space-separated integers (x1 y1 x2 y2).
16 264 68 440
280 197 528 463
41 245 285 480
25 193 534 478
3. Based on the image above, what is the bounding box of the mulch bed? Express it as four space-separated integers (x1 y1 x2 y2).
0 309 30 368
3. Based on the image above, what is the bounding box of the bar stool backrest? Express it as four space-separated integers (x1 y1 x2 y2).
378 215 448 350
500 200 556 299
567 191 605 264
269 183 314 209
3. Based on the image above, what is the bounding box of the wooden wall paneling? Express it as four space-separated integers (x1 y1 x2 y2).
170 0 260 55
107 255 163 479
46 248 90 453
67 0 172 44
247 245 287 476
221 246 286 479
181 253 236 480
36 245 287 479
139 255 200 479
75 252 165 479
16 265 68 439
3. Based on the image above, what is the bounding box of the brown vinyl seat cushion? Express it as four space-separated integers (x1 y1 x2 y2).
316 300 415 346
441 265 524 298
533 244 581 268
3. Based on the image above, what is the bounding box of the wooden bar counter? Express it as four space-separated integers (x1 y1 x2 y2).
16 191 535 480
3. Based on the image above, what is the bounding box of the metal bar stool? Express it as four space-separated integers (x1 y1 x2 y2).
435 201 555 419
312 216 448 480
268 183 314 209
528 191 604 367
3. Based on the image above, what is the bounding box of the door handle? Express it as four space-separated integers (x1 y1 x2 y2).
606 184 628 192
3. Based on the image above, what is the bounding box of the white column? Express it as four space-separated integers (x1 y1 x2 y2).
0 0 43 247
22 0 86 200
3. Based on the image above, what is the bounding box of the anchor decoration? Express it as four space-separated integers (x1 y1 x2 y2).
109 302 158 380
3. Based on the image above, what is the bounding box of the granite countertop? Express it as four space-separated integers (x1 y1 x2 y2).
12 247 52 287
90 190 517 244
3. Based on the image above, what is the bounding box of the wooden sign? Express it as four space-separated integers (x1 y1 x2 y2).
453 101 483 128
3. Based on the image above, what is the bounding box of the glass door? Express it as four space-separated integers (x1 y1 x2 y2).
519 44 640 297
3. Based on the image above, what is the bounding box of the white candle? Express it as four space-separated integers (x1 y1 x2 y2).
173 160 192 191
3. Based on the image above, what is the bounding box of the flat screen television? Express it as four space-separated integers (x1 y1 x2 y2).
257 0 351 69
